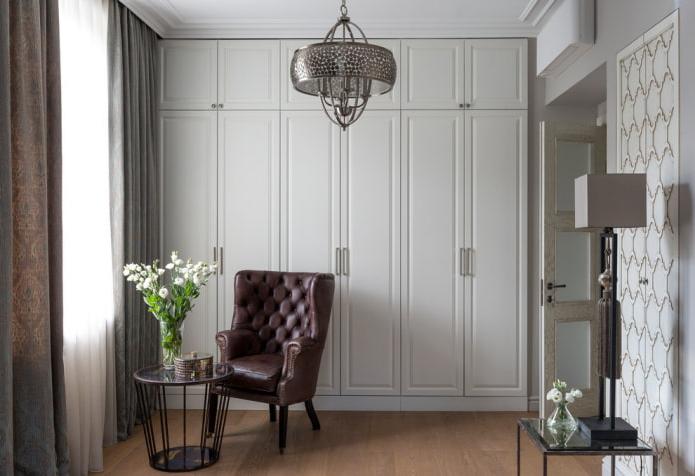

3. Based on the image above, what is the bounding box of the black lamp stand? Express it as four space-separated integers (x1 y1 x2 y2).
577 227 638 441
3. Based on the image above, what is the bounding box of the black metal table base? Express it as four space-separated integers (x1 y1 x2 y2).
135 382 231 472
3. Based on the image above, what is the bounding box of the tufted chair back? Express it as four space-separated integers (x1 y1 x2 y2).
231 270 334 354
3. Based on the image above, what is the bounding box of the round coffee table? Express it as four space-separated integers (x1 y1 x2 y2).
133 363 234 472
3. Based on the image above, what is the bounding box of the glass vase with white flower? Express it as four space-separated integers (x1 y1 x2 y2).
123 251 216 369
545 379 583 432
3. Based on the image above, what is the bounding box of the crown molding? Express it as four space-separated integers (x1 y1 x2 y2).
120 0 539 39
518 0 557 27
161 20 537 39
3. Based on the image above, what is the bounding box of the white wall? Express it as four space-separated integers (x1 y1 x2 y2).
544 1 695 474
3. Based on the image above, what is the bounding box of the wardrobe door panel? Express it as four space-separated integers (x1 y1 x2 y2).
159 40 217 110
218 111 280 330
341 111 400 395
218 40 280 110
281 111 341 395
464 110 527 396
465 39 528 109
401 40 464 109
401 110 464 396
160 111 218 357
366 40 401 110
281 40 322 110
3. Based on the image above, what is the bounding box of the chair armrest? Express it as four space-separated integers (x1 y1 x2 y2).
215 329 261 362
277 336 323 405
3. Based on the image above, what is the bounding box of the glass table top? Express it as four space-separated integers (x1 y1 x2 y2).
133 363 234 386
519 419 655 455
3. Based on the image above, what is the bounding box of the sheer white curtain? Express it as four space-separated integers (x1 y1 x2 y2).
59 0 117 474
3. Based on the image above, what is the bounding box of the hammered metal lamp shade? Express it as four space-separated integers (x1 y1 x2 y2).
290 0 397 129
291 42 397 98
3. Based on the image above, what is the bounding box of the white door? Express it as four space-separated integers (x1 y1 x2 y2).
280 40 322 110
401 110 464 396
340 110 401 395
160 111 218 357
218 40 280 110
540 122 606 417
159 40 217 110
218 111 280 330
280 111 341 395
401 40 465 110
464 110 528 397
464 39 528 110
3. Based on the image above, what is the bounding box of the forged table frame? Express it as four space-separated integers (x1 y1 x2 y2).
133 364 234 472
517 419 658 476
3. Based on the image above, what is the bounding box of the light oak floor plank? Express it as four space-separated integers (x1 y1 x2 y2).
96 411 605 475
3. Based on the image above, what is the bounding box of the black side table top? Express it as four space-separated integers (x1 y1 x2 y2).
518 418 655 456
133 363 234 386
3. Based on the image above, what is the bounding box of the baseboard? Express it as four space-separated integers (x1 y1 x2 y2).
527 396 539 412
163 394 529 412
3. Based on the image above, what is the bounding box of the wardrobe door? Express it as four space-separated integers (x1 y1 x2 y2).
280 40 322 110
464 110 527 397
218 111 280 330
159 40 217 110
464 39 528 109
401 40 465 109
401 110 464 396
366 40 401 110
341 110 400 395
160 111 218 357
280 111 341 395
218 40 280 110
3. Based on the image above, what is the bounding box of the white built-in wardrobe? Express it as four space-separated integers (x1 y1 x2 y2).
159 38 528 410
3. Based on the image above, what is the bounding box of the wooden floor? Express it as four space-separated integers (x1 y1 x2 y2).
98 410 603 475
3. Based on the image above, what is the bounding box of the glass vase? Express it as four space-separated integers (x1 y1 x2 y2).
547 402 577 432
160 320 183 369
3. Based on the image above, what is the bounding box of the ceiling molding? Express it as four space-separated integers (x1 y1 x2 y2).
160 21 537 39
120 0 540 39
518 0 557 26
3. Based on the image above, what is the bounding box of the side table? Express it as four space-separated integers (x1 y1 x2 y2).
133 363 234 472
517 418 658 476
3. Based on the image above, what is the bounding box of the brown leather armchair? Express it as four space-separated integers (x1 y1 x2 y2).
208 270 335 453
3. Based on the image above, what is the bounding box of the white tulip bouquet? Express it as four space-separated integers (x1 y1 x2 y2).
546 379 583 431
123 251 216 368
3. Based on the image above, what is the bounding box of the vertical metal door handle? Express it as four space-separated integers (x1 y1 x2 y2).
466 248 474 276
342 247 349 276
335 248 342 275
219 247 224 275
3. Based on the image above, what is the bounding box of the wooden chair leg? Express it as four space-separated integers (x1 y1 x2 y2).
207 392 218 435
279 406 288 453
305 399 320 430
269 404 277 422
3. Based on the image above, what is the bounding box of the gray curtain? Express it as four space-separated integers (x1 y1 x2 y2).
108 0 161 440
0 0 70 474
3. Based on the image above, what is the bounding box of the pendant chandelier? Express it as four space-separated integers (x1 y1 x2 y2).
290 0 397 129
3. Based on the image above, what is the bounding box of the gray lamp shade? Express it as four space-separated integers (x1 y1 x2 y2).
574 174 647 229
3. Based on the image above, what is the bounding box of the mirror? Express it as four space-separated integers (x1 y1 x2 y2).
555 320 591 389
555 231 591 302
556 140 592 212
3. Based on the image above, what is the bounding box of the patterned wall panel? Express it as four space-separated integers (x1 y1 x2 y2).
617 11 678 476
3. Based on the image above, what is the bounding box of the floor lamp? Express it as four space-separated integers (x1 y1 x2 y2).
574 173 646 440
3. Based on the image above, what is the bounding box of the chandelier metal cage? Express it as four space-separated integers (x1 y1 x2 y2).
290 0 397 129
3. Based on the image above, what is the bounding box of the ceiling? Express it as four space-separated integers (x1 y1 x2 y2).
120 0 559 38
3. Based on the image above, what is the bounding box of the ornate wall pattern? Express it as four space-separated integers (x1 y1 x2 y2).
617 11 679 476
